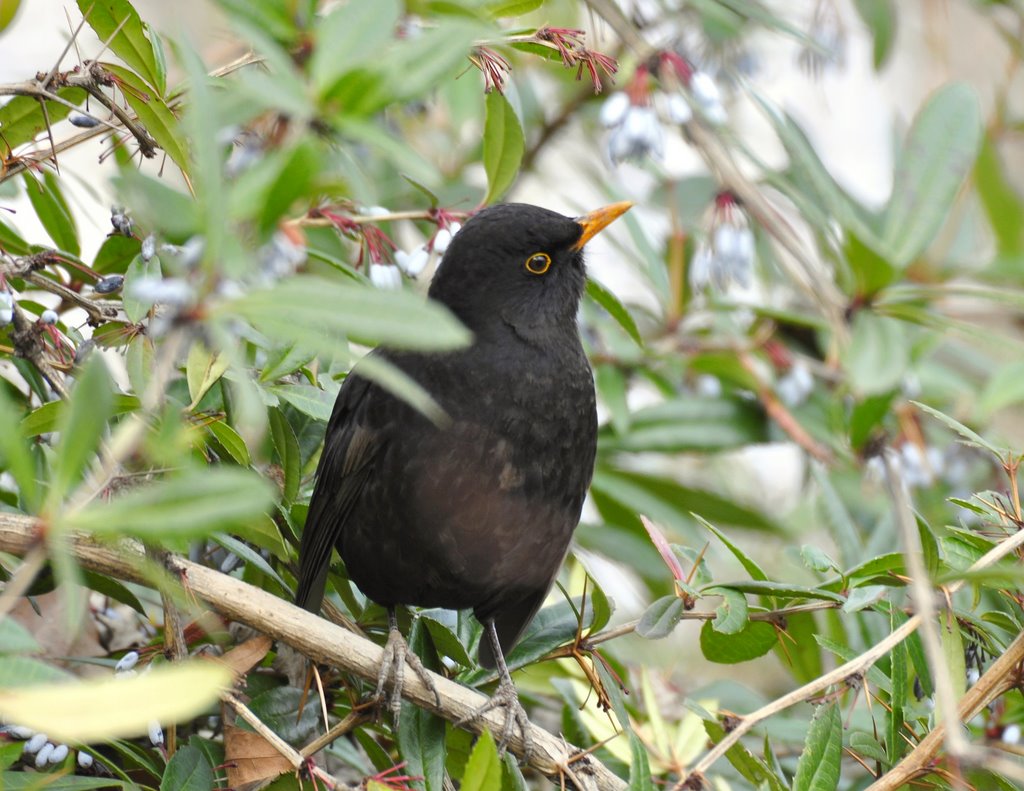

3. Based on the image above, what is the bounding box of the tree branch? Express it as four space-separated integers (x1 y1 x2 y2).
0 514 627 791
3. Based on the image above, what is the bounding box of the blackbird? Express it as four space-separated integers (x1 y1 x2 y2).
295 200 632 749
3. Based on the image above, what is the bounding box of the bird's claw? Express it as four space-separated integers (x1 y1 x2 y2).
456 676 533 761
375 626 440 724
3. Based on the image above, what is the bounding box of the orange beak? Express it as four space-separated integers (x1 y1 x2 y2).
572 201 634 251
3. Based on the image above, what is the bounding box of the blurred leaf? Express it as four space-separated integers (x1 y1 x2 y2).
700 517 769 583
0 216 31 255
65 467 275 539
595 363 630 435
485 0 542 16
114 168 200 242
22 394 138 437
459 730 501 791
482 91 524 205
0 656 74 686
0 0 21 32
852 0 896 69
226 276 471 356
707 586 748 634
699 619 775 664
355 354 446 424
888 607 907 764
311 0 401 95
586 279 642 347
600 396 764 453
161 744 214 791
0 89 87 150
779 612 823 685
49 357 114 503
104 64 190 175
975 134 1024 257
247 687 319 743
841 312 908 395
0 619 40 654
849 390 895 451
882 82 982 268
792 702 841 791
705 720 787 791
0 774 134 789
978 360 1024 419
82 570 147 614
78 0 162 91
844 231 896 298
387 19 491 102
628 730 655 791
801 544 837 574
23 170 79 256
0 661 231 741
228 141 319 234
592 466 780 533
636 595 684 639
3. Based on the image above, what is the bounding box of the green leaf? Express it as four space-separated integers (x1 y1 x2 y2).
704 720 787 791
311 0 401 94
114 165 201 242
269 383 337 422
852 0 896 69
708 580 844 603
0 661 231 742
707 587 748 634
49 357 114 503
77 0 161 91
23 170 80 256
64 466 275 539
397 622 446 791
841 312 908 395
0 774 133 790
912 400 1003 456
460 730 502 791
485 0 543 17
161 744 214 791
636 595 684 639
888 607 908 764
0 384 39 510
978 361 1024 419
0 656 74 687
792 702 842 791
601 397 766 453
699 619 776 664
268 407 300 505
186 341 229 410
82 570 146 614
975 134 1024 256
103 63 190 175
207 420 251 466
355 354 446 424
881 82 983 268
627 730 655 791
700 517 770 582
227 141 320 234
421 612 473 668
0 89 88 150
226 276 472 356
0 619 40 654
21 394 139 437
591 465 780 533
482 91 524 204
0 0 21 33
586 278 642 346
801 544 838 574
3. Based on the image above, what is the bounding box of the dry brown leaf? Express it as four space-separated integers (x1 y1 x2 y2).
218 634 273 676
224 722 293 788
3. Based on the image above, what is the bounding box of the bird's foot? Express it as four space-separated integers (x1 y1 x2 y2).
456 675 533 760
375 626 440 724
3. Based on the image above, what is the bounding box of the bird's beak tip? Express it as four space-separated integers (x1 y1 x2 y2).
572 201 634 250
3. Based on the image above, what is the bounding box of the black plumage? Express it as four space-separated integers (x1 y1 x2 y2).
295 201 631 745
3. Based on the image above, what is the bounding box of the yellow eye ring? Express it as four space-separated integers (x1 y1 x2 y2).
525 252 551 275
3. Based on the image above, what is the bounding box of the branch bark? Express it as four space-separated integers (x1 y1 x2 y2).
0 513 626 791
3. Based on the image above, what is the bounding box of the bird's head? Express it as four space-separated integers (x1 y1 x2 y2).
428 202 632 334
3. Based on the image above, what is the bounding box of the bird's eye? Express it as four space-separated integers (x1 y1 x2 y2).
525 252 551 275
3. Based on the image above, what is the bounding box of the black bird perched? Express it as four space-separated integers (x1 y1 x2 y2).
295 200 632 749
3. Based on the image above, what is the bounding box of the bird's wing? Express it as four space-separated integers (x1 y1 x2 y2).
294 374 377 612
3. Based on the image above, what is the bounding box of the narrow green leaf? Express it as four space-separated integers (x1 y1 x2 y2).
460 730 502 791
852 0 896 69
21 394 139 437
49 357 114 503
269 383 337 423
226 276 472 356
77 0 161 91
268 407 300 505
0 0 22 33
704 720 787 791
709 580 844 603
978 360 1024 419
888 607 907 764
186 341 229 410
699 619 776 664
103 63 189 174
841 312 908 395
486 0 543 17
882 82 983 268
65 467 275 539
699 517 770 582
207 420 251 466
628 730 655 791
23 170 80 256
913 400 1002 456
397 622 446 791
792 702 842 791
482 91 524 205
0 619 40 654
0 656 74 687
586 278 643 346
0 385 39 510
161 745 214 791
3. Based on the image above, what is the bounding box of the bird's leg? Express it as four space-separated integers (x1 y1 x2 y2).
375 607 440 723
456 620 533 759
